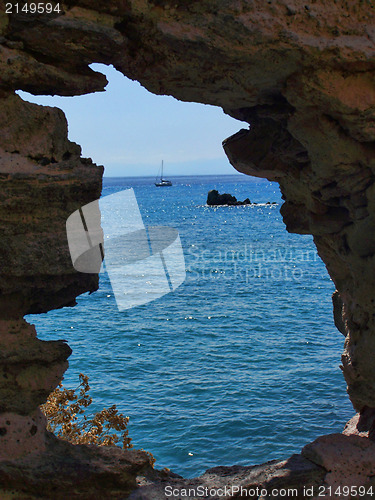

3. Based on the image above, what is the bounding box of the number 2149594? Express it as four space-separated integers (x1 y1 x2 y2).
5 3 61 14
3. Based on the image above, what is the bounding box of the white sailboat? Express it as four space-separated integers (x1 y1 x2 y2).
155 160 172 187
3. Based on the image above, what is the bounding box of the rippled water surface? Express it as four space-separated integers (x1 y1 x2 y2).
28 175 353 477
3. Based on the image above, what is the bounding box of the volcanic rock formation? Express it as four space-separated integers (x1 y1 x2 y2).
0 0 375 498
207 189 251 205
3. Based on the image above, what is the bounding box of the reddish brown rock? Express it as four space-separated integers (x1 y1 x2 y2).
131 454 325 500
0 93 103 317
0 434 153 499
302 434 375 499
0 320 71 415
343 407 375 441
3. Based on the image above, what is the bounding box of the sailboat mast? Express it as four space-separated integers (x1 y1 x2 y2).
154 159 172 186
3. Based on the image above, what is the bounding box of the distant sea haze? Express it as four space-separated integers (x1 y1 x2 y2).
28 175 352 477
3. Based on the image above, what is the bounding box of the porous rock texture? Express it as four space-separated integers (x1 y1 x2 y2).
0 0 375 497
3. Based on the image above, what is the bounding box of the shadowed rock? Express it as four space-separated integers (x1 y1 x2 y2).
207 189 251 206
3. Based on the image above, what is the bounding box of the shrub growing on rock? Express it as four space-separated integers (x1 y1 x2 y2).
41 373 132 448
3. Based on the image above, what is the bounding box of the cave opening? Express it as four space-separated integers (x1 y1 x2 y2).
19 64 353 478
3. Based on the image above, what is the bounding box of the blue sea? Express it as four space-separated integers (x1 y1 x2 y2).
27 174 353 477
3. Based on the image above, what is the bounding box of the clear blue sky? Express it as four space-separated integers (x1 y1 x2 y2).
18 64 247 177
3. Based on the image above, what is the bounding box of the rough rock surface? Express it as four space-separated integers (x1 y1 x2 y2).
131 454 326 500
1 0 375 497
302 434 375 499
207 189 251 206
0 93 103 317
0 432 153 499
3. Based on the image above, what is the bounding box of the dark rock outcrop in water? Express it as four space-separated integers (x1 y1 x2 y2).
207 189 251 206
0 0 375 497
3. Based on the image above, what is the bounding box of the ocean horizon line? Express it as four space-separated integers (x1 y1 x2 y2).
103 173 266 180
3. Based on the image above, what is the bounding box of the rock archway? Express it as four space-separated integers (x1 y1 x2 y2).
0 1 374 497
